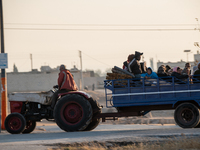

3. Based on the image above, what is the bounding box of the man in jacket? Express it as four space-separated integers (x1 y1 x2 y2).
49 64 78 110
128 51 143 78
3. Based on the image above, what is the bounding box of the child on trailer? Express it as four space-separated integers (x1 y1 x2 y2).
141 67 158 79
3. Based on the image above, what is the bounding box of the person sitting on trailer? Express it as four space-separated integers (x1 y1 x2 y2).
193 62 200 83
192 66 198 75
128 51 143 78
182 62 191 75
157 65 169 77
122 54 134 71
171 67 191 84
141 67 158 79
166 65 173 75
48 64 78 110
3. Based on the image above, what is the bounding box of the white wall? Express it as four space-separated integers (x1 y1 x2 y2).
0 72 105 93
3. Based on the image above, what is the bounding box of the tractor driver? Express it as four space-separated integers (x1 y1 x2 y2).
48 64 78 110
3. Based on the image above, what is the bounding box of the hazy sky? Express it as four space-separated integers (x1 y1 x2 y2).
3 0 200 72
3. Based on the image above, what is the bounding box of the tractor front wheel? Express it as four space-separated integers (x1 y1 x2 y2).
22 120 36 134
5 113 26 134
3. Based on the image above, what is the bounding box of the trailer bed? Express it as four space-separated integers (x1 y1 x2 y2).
104 77 200 108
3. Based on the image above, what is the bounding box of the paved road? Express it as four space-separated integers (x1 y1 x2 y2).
0 123 200 150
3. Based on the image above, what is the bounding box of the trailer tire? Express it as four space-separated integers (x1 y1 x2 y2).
5 113 26 134
22 120 36 134
54 94 92 132
174 103 200 128
83 98 101 131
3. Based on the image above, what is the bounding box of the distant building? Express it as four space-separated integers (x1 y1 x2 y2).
157 60 195 71
70 65 79 71
40 66 52 72
157 52 200 72
83 70 95 77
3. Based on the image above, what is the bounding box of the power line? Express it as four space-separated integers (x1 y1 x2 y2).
4 27 197 31
5 23 197 26
82 52 112 67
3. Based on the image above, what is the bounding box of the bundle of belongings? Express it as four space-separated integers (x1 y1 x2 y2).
106 66 135 80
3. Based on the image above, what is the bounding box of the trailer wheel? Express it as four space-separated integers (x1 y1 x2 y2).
174 103 200 128
54 94 92 132
22 120 36 134
83 98 101 131
5 113 26 134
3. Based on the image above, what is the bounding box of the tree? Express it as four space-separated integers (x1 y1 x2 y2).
13 63 18 73
94 69 102 77
102 68 112 76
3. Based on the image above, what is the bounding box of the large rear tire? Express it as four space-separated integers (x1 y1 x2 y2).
22 120 36 134
174 103 200 128
195 123 200 128
83 98 101 131
5 113 26 134
54 94 92 132
83 118 101 131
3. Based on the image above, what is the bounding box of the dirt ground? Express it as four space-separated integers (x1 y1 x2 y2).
47 136 200 150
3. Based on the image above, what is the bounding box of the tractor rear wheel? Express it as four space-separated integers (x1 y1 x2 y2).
83 98 101 131
195 123 200 128
22 120 36 134
5 113 26 134
54 94 92 132
174 103 200 128
83 118 101 131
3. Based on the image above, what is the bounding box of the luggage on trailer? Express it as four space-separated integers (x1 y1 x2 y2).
106 66 135 80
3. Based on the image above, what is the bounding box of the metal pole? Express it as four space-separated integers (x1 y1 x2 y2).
30 53 33 71
0 0 7 130
79 50 83 90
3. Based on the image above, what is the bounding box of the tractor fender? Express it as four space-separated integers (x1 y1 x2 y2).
59 91 91 100
10 101 23 113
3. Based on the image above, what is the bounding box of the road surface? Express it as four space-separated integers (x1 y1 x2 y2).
0 122 200 150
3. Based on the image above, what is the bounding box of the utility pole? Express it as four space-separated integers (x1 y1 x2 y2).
0 0 7 130
79 50 83 90
30 53 33 71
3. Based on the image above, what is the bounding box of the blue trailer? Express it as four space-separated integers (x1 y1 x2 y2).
103 76 200 128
